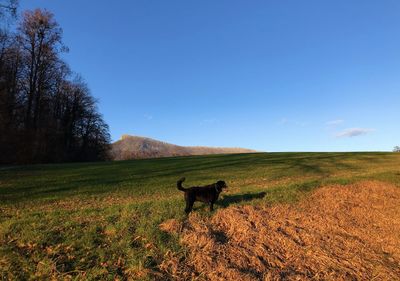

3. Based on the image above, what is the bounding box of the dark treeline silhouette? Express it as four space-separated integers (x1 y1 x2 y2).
0 6 110 164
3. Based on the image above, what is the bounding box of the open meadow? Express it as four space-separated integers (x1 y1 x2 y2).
2 1 400 280
1 152 400 280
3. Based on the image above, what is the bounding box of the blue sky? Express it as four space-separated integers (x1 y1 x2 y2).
19 0 400 151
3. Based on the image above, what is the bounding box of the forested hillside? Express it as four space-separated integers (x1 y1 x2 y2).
111 135 256 160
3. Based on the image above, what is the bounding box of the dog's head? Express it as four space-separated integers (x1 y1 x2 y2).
216 180 228 192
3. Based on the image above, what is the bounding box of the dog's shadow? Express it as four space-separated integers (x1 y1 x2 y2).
217 191 267 208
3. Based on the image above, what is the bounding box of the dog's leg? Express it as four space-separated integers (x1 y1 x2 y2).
209 202 214 212
185 199 194 214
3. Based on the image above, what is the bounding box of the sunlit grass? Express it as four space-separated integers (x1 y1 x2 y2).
1 152 400 279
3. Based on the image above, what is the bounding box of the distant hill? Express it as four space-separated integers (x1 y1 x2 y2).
110 135 257 160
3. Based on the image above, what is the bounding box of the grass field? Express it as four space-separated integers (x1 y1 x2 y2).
1 152 400 280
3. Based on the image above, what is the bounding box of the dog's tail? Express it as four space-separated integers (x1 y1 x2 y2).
177 177 187 191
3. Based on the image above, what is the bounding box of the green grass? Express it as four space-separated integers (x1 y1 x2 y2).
1 152 400 280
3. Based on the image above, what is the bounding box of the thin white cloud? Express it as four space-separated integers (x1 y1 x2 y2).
336 128 374 138
295 121 308 127
278 118 307 127
279 118 288 125
200 118 217 125
278 117 288 125
326 119 344 126
144 114 153 120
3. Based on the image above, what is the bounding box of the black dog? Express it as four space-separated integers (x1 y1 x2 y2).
177 177 228 214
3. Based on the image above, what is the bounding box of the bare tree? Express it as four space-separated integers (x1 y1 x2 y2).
0 30 22 163
394 146 400 152
17 9 63 130
0 8 110 164
0 0 18 26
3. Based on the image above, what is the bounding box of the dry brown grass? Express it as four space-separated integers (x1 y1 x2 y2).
159 181 400 280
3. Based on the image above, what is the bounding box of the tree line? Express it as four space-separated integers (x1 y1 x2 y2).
0 3 110 164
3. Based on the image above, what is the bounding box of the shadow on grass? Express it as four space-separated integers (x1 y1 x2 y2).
1 152 394 203
218 192 267 207
189 192 267 212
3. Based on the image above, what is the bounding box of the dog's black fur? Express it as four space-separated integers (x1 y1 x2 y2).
177 177 228 214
